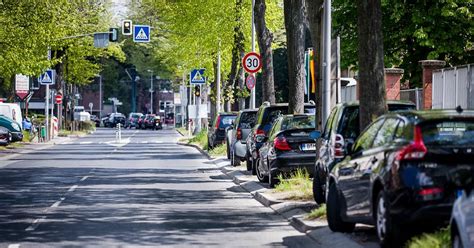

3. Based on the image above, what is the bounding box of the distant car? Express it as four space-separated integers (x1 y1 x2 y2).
101 114 111 127
143 114 157 129
108 113 126 128
247 101 316 175
312 101 416 204
137 115 147 129
257 114 319 187
0 126 11 145
126 112 143 129
326 110 474 246
90 115 100 127
226 109 258 167
208 113 237 149
451 185 474 248
0 115 22 142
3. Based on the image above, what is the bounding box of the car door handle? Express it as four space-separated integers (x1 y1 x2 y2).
371 156 378 164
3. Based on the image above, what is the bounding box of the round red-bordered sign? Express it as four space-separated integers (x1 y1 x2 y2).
246 74 256 90
242 52 262 73
55 94 62 104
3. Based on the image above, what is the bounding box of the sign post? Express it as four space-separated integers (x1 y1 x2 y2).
133 25 150 43
15 74 30 101
242 52 261 109
190 69 206 134
246 74 256 90
39 68 55 141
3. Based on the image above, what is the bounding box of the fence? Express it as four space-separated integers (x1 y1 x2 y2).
432 64 474 109
400 88 423 110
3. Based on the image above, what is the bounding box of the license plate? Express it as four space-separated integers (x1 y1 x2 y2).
301 143 316 151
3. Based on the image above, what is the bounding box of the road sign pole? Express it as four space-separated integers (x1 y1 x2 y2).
250 0 256 109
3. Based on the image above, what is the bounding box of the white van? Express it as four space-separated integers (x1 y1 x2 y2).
0 103 22 127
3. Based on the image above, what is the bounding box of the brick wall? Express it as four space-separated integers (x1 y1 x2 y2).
419 60 446 109
384 68 403 100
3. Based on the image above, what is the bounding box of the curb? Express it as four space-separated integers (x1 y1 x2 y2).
177 142 211 160
0 136 75 161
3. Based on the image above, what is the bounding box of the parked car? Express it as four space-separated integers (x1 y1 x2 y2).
0 126 11 145
149 115 162 130
246 101 316 175
126 112 143 129
90 115 100 127
313 101 416 204
326 109 474 246
451 182 474 248
226 109 258 167
0 103 22 128
137 115 147 129
107 113 126 128
101 114 111 127
257 114 319 187
143 114 157 129
208 112 237 149
0 115 22 141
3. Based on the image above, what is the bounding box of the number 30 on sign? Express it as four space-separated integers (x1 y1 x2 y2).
242 52 262 74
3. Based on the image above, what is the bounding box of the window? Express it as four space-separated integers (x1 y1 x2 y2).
394 120 406 139
352 119 385 154
421 120 474 146
338 106 360 140
239 112 257 129
373 118 399 147
322 107 337 139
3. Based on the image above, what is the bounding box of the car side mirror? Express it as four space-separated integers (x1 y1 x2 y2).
309 130 321 140
255 134 267 143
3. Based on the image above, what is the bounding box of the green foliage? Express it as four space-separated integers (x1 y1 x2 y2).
406 227 451 248
80 121 96 133
333 0 473 86
274 169 313 201
208 143 227 157
188 129 208 150
306 204 326 220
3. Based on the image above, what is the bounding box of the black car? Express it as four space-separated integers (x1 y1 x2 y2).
326 109 474 246
0 126 10 145
313 101 416 204
257 114 319 187
208 113 237 149
247 101 316 175
90 115 100 127
108 113 126 128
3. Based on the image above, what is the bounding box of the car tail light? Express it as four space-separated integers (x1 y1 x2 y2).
418 187 443 201
274 136 291 151
254 128 265 141
215 116 221 129
334 134 345 159
237 128 242 140
396 126 427 161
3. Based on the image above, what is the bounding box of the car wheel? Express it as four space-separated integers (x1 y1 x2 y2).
226 141 231 159
327 182 355 233
268 166 278 188
246 155 252 171
256 158 268 183
231 150 240 167
375 191 401 247
313 172 326 204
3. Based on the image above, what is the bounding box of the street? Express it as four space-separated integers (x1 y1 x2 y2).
0 128 317 247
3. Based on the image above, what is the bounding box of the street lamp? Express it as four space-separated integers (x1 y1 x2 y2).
147 69 154 114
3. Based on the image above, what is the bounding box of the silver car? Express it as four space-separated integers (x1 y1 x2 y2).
226 109 258 167
451 189 474 248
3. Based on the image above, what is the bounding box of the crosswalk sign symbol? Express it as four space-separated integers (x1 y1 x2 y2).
190 69 206 84
133 25 150 43
39 69 55 85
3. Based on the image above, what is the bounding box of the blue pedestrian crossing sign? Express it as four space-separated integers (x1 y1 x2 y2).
133 25 150 43
39 69 55 85
190 69 206 84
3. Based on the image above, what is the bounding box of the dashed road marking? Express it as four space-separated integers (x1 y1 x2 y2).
79 141 92 145
51 200 62 208
25 216 46 231
80 176 89 181
68 185 78 192
8 244 20 248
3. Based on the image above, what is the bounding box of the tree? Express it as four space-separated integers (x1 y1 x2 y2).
284 0 306 114
254 0 276 104
357 0 386 130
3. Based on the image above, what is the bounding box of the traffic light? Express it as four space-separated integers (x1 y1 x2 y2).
109 28 118 42
194 85 201 97
122 20 132 35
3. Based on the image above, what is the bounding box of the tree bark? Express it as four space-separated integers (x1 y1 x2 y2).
305 0 323 129
254 0 275 104
357 0 387 130
284 0 306 114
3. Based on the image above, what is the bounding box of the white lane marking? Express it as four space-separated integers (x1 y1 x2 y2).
25 216 46 231
68 185 78 192
63 142 72 145
141 141 149 144
80 176 89 181
51 200 62 208
8 244 20 248
79 141 93 145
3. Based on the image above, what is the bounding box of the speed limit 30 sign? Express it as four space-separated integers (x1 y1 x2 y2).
242 52 262 74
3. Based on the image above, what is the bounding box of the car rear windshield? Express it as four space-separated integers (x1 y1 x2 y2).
421 120 474 146
238 112 257 129
219 115 236 128
262 106 315 126
281 115 315 130
387 104 416 111
131 114 141 118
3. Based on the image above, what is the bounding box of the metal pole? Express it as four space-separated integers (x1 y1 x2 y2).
322 0 332 127
336 36 341 104
99 75 102 119
217 42 221 113
45 47 51 141
250 0 256 109
150 71 154 114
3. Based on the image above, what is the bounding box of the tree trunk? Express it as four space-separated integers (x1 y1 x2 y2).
238 64 246 109
284 0 306 114
357 0 386 130
305 0 323 129
254 0 275 104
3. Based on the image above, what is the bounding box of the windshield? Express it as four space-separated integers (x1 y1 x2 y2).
421 120 474 146
281 115 315 130
220 115 236 128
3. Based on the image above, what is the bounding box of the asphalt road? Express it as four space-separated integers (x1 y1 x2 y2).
0 127 318 247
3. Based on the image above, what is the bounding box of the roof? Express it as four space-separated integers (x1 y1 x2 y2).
339 100 416 107
217 112 238 116
387 109 474 123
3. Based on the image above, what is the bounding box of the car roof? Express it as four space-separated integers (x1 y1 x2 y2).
384 109 474 124
218 112 237 116
337 100 415 108
239 109 258 113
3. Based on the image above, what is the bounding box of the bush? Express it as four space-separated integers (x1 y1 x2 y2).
80 121 96 132
188 129 208 150
406 227 450 248
208 143 227 157
306 204 327 220
274 169 313 201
